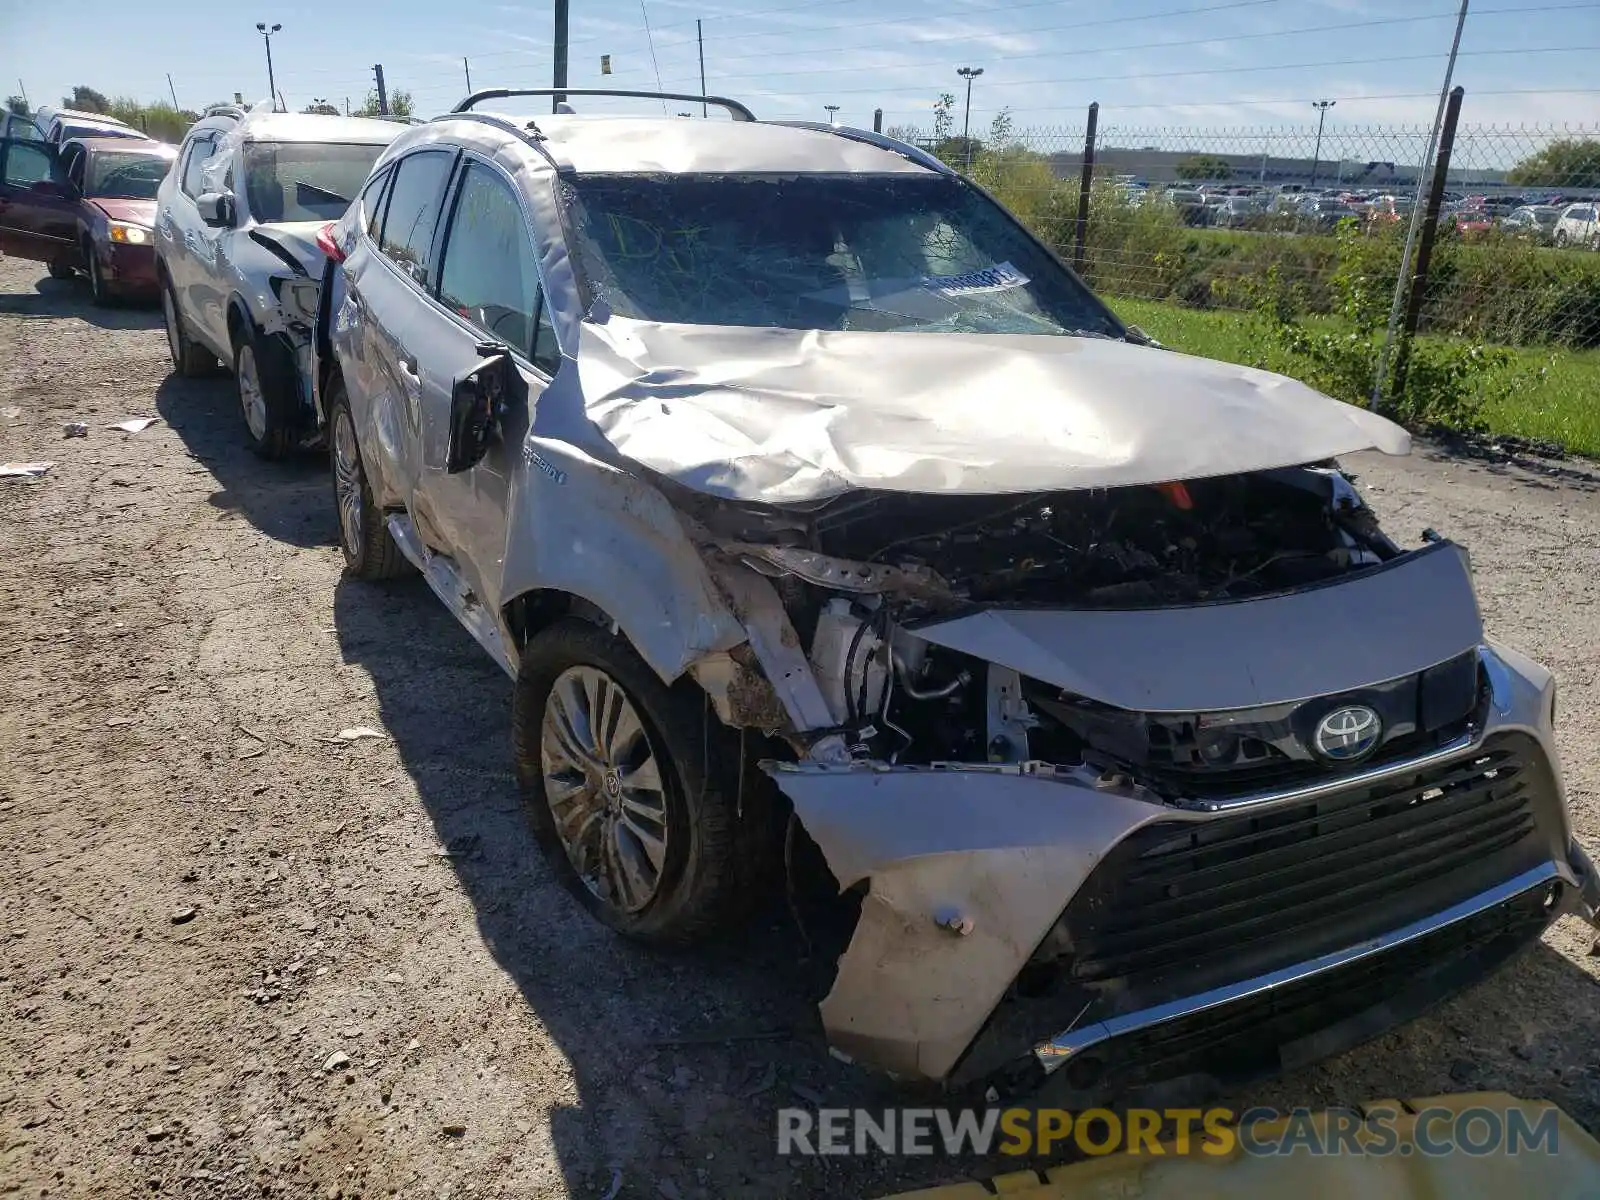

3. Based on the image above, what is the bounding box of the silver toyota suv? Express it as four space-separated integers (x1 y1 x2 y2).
155 105 401 457
316 89 1599 1102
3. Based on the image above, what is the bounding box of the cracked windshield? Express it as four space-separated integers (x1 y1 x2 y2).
564 172 1123 336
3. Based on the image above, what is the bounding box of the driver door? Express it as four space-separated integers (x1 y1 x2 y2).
414 158 559 605
0 139 79 265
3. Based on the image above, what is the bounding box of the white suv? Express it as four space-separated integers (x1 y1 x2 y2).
155 106 401 456
1553 202 1600 250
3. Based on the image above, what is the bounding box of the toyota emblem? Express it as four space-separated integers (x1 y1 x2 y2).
1313 704 1382 762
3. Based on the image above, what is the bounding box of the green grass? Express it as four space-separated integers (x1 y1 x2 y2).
1110 297 1600 459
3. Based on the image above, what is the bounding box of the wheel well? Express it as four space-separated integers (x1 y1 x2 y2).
503 590 611 649
226 300 252 350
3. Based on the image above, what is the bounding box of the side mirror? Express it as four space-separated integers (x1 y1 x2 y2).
28 179 63 198
196 191 236 228
447 346 516 474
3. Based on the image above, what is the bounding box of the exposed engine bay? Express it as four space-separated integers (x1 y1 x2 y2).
683 463 1411 778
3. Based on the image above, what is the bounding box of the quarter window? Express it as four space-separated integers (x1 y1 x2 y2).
358 165 394 240
378 150 455 289
437 162 542 358
180 133 218 198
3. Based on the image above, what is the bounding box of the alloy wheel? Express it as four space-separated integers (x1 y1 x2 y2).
331 406 364 554
237 344 267 441
540 666 670 914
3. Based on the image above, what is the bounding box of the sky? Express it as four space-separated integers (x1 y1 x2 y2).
2 0 1597 144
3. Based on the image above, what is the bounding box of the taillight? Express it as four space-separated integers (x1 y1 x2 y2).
316 222 345 264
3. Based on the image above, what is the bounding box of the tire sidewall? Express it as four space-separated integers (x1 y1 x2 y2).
513 621 719 942
327 387 372 575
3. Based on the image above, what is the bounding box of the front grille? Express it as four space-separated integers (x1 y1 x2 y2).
1060 732 1563 1011
1075 878 1556 1096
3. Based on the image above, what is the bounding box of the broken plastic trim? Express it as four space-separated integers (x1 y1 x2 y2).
726 542 954 600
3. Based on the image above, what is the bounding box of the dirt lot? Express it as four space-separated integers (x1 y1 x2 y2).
1 250 1598 1199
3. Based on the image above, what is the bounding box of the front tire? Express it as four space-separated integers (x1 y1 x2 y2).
87 245 113 307
328 381 411 580
513 619 744 944
162 284 215 378
234 335 297 460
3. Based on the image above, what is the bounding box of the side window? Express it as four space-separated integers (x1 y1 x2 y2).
2 142 54 188
180 133 217 198
436 161 541 357
378 150 455 289
63 146 86 190
358 165 393 240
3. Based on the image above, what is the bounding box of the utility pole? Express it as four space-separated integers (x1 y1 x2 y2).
957 66 983 173
167 74 180 110
373 64 388 117
463 58 472 94
697 20 707 117
824 104 840 126
256 22 282 110
553 0 569 113
873 108 883 133
1308 99 1335 188
16 79 28 109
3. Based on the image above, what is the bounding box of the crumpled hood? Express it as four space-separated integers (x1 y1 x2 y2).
575 317 1410 502
249 221 328 276
90 198 156 227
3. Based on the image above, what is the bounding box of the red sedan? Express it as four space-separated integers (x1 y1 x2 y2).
0 135 176 303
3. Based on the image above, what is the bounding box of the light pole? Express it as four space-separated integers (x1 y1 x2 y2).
824 104 840 126
1308 98 1335 189
256 22 282 110
956 66 983 173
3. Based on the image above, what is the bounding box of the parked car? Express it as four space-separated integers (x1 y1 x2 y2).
155 106 403 457
1163 187 1210 225
0 111 43 141
1364 194 1413 225
1296 195 1360 229
30 106 148 147
1210 193 1265 228
315 87 1598 1103
1502 205 1562 244
0 135 173 298
1553 202 1600 249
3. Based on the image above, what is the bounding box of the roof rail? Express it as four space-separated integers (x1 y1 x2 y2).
768 121 954 175
451 88 756 123
436 111 566 175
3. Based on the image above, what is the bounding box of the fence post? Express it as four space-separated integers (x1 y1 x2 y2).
1073 101 1099 274
1392 86 1465 398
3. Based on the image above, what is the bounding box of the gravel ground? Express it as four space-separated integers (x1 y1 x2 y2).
1 252 1597 1199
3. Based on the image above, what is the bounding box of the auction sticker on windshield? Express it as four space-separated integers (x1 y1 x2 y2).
922 262 1030 297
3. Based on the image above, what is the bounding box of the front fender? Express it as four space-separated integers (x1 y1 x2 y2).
498 434 747 685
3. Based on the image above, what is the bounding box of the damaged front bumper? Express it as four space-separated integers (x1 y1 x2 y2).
764 641 1598 1098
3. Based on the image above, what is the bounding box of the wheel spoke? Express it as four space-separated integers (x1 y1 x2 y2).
618 752 663 797
617 807 668 873
613 821 659 901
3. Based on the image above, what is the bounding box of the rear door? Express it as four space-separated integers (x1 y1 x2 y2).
0 139 78 265
346 146 458 528
413 157 559 596
160 129 220 334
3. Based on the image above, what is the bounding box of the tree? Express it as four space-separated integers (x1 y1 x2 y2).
4 95 28 117
989 107 1015 149
1507 138 1600 189
354 89 414 119
62 85 110 113
302 101 341 116
1175 153 1232 181
932 92 955 141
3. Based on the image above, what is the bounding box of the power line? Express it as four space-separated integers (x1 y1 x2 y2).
694 45 1600 97
665 2 1600 74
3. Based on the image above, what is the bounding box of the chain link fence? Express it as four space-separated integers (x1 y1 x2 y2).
896 112 1600 368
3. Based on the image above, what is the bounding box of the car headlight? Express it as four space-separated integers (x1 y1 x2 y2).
108 222 150 245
